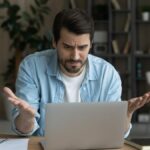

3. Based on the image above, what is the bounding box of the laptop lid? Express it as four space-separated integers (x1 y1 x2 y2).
44 101 127 150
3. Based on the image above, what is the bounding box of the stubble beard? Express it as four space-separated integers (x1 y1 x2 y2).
59 58 87 74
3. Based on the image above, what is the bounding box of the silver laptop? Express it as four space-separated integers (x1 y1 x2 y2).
43 101 127 150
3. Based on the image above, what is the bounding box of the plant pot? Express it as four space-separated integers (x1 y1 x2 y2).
146 71 150 85
142 12 150 21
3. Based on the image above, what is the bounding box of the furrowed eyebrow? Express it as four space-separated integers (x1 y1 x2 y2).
63 42 88 48
78 44 88 48
63 43 74 48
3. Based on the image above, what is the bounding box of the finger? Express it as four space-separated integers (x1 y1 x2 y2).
142 94 150 104
144 93 150 103
8 97 21 106
137 98 146 107
8 97 28 108
3 87 17 99
18 102 36 117
11 98 34 112
128 97 139 108
23 106 36 116
128 97 143 113
8 97 35 116
134 96 146 108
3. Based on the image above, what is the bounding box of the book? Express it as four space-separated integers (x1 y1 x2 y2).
123 38 131 54
112 39 119 54
111 0 121 10
69 0 76 9
127 0 131 9
125 138 150 150
124 14 131 32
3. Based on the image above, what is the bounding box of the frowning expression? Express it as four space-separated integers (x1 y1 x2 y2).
53 28 91 77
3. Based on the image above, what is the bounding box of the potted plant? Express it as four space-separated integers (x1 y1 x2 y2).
0 0 51 89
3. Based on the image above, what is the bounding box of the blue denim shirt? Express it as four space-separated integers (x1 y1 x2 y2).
12 49 131 137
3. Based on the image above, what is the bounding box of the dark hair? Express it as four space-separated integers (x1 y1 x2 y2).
52 8 94 44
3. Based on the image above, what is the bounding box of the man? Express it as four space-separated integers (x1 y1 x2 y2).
3 9 150 136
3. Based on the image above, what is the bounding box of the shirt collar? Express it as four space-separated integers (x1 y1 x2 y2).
46 50 60 77
86 55 99 81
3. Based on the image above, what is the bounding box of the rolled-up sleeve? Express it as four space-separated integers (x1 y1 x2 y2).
11 108 40 136
124 123 132 138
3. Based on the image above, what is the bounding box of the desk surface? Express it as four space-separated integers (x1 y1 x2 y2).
29 137 137 150
0 135 137 150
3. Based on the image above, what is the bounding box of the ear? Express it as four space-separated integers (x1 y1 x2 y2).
89 42 93 54
52 38 56 48
90 42 92 49
90 42 93 49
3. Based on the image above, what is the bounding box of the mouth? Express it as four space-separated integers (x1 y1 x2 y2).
67 61 82 66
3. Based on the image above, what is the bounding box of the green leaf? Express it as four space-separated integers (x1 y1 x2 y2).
30 5 37 15
4 0 10 5
34 0 40 7
0 3 7 8
42 10 49 15
40 0 48 5
1 19 10 29
22 12 31 21
0 0 10 8
9 23 22 38
38 14 44 24
27 26 38 34
41 6 50 14
7 5 20 17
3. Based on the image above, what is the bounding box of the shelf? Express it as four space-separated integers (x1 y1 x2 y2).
112 9 131 13
94 53 130 58
135 54 150 58
111 31 129 35
136 20 150 24
136 78 146 81
120 72 130 76
94 20 108 24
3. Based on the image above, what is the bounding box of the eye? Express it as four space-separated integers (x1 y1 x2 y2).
63 44 73 49
78 45 88 51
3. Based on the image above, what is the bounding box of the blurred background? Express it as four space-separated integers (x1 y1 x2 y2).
0 0 150 139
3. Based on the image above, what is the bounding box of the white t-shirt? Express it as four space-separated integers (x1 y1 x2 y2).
61 67 86 103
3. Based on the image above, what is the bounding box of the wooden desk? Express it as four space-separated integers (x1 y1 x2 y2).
28 137 138 150
0 135 137 150
28 136 43 150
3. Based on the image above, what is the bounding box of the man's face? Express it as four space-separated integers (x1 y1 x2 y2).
53 28 91 77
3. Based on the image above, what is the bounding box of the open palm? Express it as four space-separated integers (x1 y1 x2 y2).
3 87 36 118
128 92 150 115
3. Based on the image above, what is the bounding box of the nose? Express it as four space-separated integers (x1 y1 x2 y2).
71 48 79 60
